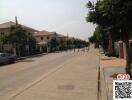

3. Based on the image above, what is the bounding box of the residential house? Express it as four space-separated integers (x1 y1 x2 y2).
0 21 38 55
56 34 67 40
0 21 75 54
34 30 59 52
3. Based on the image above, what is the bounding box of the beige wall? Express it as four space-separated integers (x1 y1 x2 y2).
35 34 57 44
0 28 10 36
25 28 37 34
0 28 36 36
0 27 37 52
0 29 9 51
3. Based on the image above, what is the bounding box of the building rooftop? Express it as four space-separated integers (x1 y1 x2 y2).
0 21 38 32
34 30 56 36
56 33 67 38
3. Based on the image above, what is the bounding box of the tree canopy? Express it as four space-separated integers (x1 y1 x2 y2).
86 0 132 41
86 0 132 76
5 25 36 56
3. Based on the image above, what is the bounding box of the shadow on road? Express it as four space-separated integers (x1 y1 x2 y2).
17 53 47 60
0 53 47 67
101 58 117 60
17 59 35 63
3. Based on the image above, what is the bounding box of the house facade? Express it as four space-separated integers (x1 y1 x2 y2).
0 21 38 54
0 21 72 55
34 31 62 52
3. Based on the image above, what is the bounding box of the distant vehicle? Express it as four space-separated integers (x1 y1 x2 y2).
0 53 16 65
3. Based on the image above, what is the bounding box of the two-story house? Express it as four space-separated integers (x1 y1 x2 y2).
34 30 59 52
0 21 38 54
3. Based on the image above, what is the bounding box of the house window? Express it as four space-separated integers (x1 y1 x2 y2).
28 33 31 36
47 36 49 40
0 32 5 35
41 37 44 40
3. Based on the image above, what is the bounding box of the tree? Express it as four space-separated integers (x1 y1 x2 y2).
59 39 67 51
89 35 96 43
0 35 6 51
86 0 116 55
112 0 132 76
25 32 36 55
92 25 109 52
86 0 132 76
48 38 59 52
73 39 87 48
67 39 74 49
7 25 36 56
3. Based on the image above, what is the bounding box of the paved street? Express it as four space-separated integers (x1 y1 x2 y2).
0 46 99 100
0 51 77 100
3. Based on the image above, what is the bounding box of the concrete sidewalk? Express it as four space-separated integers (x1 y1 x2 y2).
100 53 126 100
10 46 99 100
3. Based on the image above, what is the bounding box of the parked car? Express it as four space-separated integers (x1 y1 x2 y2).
0 53 16 65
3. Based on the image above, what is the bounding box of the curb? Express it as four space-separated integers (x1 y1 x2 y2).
17 53 48 61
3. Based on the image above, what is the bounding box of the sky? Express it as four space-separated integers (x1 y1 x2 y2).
0 0 96 40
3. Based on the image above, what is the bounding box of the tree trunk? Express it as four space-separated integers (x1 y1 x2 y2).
125 40 132 77
16 45 21 57
107 34 114 56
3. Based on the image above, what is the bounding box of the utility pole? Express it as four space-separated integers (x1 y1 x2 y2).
66 33 68 50
73 37 75 52
15 16 18 25
13 16 19 56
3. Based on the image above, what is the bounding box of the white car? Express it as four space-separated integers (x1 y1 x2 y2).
0 53 16 65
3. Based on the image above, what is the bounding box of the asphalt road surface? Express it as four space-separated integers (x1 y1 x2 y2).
0 51 81 100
